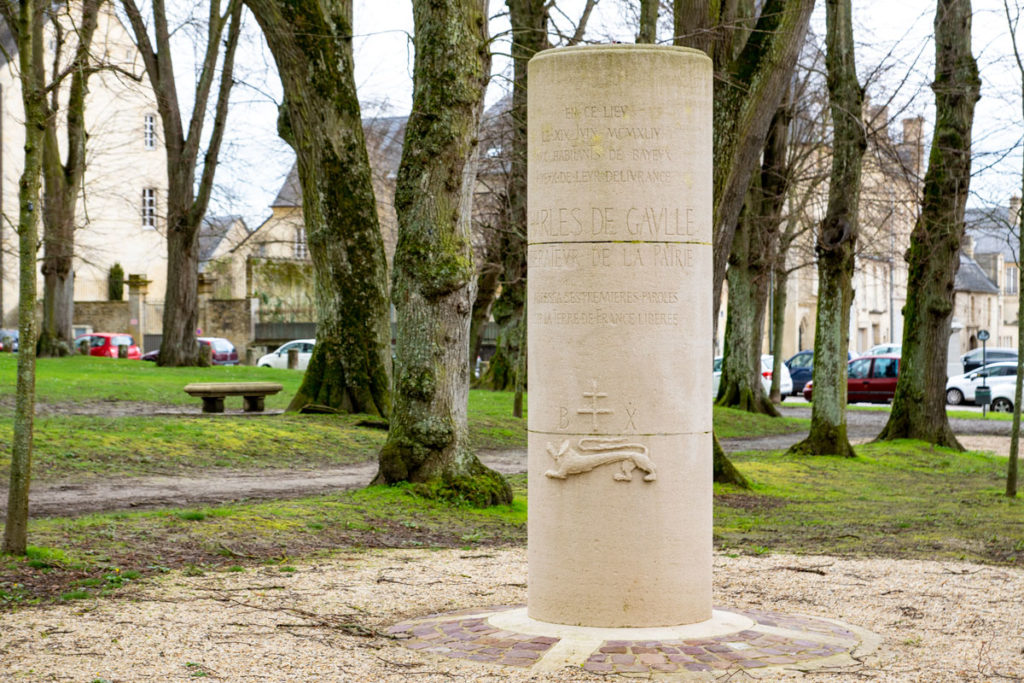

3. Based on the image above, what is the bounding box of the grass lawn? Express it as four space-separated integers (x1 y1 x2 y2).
0 354 304 408
3 438 1021 607
1 357 1020 608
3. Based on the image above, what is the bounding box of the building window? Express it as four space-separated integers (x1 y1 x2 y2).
144 114 156 150
294 227 308 259
1006 266 1019 295
142 188 156 228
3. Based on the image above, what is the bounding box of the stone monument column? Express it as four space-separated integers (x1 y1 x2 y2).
527 45 713 627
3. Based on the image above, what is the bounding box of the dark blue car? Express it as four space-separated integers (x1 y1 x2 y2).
785 350 857 395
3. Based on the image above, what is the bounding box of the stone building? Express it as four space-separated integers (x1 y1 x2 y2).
768 106 924 359
0 4 169 333
957 197 1023 357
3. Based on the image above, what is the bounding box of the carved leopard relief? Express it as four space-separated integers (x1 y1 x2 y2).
544 437 656 482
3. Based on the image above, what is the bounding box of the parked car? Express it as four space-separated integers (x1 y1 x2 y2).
140 337 239 365
945 361 1018 405
784 349 858 396
258 339 315 370
984 382 1017 413
802 354 900 403
199 337 239 365
866 343 901 356
0 328 19 352
712 355 792 399
74 333 142 359
961 347 1017 373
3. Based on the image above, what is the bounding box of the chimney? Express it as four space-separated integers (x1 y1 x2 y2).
902 116 924 176
1011 195 1021 227
962 233 975 259
869 104 890 141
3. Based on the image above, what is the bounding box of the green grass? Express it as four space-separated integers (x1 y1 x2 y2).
716 440 1024 564
1 476 529 606
713 405 809 438
0 355 527 481
3 439 1020 608
0 354 305 408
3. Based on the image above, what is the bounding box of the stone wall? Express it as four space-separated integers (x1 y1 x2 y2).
200 299 253 360
73 301 131 336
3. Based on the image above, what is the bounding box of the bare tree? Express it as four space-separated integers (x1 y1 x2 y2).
121 0 241 366
674 0 813 486
788 0 866 457
1 0 46 555
877 0 980 448
374 0 512 506
1002 0 1022 497
37 0 102 358
716 98 790 416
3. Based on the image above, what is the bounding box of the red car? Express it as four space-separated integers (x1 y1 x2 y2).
74 333 142 360
803 354 900 403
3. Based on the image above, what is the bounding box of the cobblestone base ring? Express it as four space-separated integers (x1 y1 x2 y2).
388 605 880 678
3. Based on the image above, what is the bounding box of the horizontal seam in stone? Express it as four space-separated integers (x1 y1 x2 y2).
527 430 711 437
528 240 711 247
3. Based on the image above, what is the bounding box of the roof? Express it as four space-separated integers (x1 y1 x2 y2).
199 215 246 264
965 205 1019 264
955 252 1000 294
270 115 409 208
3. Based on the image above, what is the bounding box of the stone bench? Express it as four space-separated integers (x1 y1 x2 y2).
183 382 283 413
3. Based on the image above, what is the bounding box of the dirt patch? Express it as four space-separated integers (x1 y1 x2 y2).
0 449 528 520
714 493 787 511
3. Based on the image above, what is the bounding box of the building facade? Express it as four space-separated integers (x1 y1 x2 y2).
0 4 169 334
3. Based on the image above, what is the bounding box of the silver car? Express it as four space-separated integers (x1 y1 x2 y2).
712 355 793 399
257 339 315 370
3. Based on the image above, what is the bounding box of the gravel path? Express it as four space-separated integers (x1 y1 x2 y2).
2 548 1020 681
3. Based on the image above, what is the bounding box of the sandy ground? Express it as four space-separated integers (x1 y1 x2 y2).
1 548 1021 682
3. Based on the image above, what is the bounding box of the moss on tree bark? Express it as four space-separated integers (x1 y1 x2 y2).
373 0 511 507
877 0 979 449
247 0 393 418
3 0 46 555
787 0 864 458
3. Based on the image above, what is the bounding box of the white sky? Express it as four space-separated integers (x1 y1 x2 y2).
210 0 1024 228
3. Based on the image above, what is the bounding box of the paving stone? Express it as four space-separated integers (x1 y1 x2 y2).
391 604 868 676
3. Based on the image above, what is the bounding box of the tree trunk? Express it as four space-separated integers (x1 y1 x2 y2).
638 0 658 43
1005 0 1024 498
675 0 814 340
374 0 511 507
718 201 778 415
123 0 241 367
3 0 46 556
877 0 979 448
246 0 393 417
762 97 792 404
479 0 548 396
713 434 748 487
1009 198 1023 496
788 0 865 458
718 98 789 415
770 265 790 403
469 258 501 378
159 214 202 365
37 0 100 358
674 0 812 482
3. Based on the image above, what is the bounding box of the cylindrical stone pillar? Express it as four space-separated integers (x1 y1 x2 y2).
527 45 713 627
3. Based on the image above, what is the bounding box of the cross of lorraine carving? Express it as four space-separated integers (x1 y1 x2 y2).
577 379 614 432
